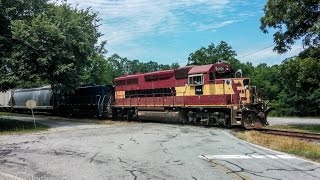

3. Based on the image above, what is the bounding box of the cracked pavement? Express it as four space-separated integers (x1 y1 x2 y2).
0 118 320 180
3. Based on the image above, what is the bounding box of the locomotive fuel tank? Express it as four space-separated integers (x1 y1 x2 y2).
138 111 187 123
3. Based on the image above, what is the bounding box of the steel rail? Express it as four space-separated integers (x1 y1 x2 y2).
260 128 320 141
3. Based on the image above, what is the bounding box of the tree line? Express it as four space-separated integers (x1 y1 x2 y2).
0 0 319 116
84 53 179 86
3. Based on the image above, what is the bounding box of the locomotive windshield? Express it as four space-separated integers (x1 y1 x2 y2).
216 72 234 79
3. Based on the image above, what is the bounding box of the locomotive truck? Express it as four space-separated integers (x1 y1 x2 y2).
0 61 270 129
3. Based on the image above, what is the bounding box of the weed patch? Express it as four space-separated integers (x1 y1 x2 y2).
236 131 320 162
0 118 48 134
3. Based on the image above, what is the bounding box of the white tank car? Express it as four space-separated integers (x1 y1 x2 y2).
0 90 12 107
12 86 54 111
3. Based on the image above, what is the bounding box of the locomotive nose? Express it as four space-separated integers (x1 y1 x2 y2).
241 103 270 129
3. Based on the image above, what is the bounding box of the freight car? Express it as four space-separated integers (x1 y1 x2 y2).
113 61 270 128
12 86 55 112
0 90 12 111
3 85 114 117
58 85 113 117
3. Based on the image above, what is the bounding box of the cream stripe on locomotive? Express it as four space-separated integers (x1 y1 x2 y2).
175 83 234 96
115 79 248 99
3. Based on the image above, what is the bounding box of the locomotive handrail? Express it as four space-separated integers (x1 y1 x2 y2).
117 93 179 107
97 95 101 105
98 95 106 117
101 95 106 105
125 93 175 98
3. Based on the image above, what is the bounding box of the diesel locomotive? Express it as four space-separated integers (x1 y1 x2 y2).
113 60 270 128
0 61 270 129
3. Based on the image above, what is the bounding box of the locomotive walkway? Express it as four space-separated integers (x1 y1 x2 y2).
0 116 320 180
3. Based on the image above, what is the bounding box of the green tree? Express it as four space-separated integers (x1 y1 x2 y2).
277 54 320 116
84 42 112 85
170 62 180 69
84 53 112 85
250 63 281 101
127 59 142 74
144 61 159 72
0 0 50 91
107 54 125 79
158 64 170 70
188 41 237 65
188 41 254 76
260 0 320 53
0 1 11 57
3 3 101 93
260 0 320 116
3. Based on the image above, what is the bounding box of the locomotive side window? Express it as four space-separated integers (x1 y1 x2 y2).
115 80 126 86
216 72 234 79
125 87 176 98
144 74 158 81
188 74 204 86
174 69 188 79
127 78 138 85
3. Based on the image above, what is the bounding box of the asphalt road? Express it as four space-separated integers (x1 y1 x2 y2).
0 117 320 180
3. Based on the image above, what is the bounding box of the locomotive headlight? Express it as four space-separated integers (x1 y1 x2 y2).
233 106 238 110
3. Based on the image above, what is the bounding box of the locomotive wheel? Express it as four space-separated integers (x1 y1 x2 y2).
209 118 217 127
226 119 232 128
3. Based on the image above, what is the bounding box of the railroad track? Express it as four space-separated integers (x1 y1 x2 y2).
260 128 320 141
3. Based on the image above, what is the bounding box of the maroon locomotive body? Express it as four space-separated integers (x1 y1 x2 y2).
113 61 269 128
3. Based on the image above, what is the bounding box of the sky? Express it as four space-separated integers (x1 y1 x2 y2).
66 0 304 66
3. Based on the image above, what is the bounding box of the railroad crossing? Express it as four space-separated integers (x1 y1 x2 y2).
0 117 319 180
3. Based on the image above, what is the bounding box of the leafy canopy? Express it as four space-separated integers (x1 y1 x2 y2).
1 1 102 93
188 41 237 65
0 0 50 91
260 0 320 53
106 54 180 78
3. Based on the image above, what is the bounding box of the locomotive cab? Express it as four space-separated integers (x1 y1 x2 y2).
186 61 270 128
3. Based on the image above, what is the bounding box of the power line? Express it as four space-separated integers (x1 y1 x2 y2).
238 44 274 58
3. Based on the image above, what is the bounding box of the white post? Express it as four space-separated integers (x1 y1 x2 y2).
32 109 36 128
26 100 37 128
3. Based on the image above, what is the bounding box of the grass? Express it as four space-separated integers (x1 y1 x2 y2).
0 111 29 117
236 131 320 162
0 118 48 135
269 124 320 134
